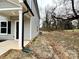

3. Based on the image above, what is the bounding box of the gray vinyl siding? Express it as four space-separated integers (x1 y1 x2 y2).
30 0 40 39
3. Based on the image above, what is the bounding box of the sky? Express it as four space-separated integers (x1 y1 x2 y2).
37 0 53 8
37 0 79 27
37 0 55 18
37 0 59 27
37 0 56 27
37 0 60 18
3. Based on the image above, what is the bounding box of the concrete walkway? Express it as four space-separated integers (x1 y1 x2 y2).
0 40 29 55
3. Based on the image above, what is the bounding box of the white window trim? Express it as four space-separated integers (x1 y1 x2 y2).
0 21 8 35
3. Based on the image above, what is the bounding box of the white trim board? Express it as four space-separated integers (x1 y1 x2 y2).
0 8 22 11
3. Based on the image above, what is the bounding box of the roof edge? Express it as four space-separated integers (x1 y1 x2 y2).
23 0 34 16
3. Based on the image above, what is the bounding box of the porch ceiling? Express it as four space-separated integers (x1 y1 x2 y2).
0 0 26 16
0 0 33 17
0 1 20 9
7 0 19 6
0 10 19 16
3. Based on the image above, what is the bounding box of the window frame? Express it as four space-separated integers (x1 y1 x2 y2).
0 21 8 35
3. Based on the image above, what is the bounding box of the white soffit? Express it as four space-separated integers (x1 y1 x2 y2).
7 0 20 6
0 1 20 9
0 10 19 16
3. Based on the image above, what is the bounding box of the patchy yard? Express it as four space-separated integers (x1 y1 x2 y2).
50 30 79 59
0 30 79 59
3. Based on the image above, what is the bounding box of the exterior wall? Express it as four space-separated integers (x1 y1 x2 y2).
30 17 39 39
30 0 40 39
0 15 31 40
0 16 15 40
24 17 30 40
0 0 40 40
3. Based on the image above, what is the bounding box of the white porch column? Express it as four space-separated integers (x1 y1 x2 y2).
19 9 23 49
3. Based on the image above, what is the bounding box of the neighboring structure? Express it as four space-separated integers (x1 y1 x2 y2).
0 0 40 49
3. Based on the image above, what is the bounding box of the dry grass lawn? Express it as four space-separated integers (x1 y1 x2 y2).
0 30 79 59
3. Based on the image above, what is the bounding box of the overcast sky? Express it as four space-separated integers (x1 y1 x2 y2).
37 0 57 18
37 0 53 8
37 0 56 27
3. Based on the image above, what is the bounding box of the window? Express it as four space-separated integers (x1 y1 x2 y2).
0 21 11 35
0 22 7 34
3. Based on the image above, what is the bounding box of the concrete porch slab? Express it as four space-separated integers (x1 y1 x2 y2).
0 40 29 56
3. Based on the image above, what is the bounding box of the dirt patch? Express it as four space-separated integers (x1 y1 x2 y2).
50 31 79 59
0 31 79 59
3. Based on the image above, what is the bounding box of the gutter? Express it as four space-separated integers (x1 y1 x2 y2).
23 0 34 16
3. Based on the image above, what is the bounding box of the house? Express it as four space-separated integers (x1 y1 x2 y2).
0 0 40 49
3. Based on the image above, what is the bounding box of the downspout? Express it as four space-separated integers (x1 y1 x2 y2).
22 10 29 49
22 10 32 53
22 0 34 52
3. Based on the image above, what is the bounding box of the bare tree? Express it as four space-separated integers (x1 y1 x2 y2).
52 0 79 20
43 0 79 31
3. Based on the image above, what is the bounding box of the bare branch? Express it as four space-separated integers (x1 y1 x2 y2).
71 0 78 17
